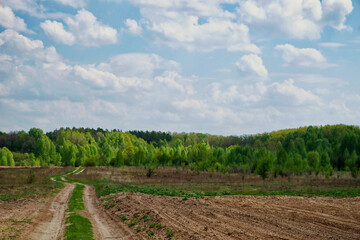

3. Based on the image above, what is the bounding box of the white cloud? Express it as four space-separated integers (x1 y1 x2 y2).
54 0 86 8
124 19 142 35
40 20 75 45
130 0 260 53
1 0 74 19
0 5 30 32
41 9 118 46
235 54 268 79
0 29 61 63
237 0 353 40
268 79 320 105
155 71 195 94
173 99 206 110
1 0 42 17
99 53 180 79
275 44 334 68
322 0 353 30
0 29 42 51
318 42 346 48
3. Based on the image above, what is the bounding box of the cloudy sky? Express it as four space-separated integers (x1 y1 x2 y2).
0 0 359 135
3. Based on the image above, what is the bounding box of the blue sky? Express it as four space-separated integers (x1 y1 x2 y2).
0 0 359 135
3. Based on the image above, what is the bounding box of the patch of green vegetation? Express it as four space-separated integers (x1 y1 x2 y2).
12 219 32 224
136 226 142 232
65 214 93 240
68 184 85 212
121 215 129 222
166 229 174 239
65 184 94 240
128 220 138 227
68 177 360 199
147 231 154 237
140 214 149 222
103 202 114 209
149 222 163 229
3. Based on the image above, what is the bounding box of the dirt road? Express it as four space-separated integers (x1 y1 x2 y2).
15 169 138 240
103 192 360 240
27 183 75 240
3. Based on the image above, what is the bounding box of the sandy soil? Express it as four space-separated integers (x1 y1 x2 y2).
25 183 75 240
0 198 49 240
103 192 360 240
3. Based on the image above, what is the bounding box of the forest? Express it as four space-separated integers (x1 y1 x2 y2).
0 124 360 179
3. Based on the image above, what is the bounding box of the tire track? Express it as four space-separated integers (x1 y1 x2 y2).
26 183 75 240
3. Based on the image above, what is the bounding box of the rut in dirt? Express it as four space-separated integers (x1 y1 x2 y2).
27 183 75 240
83 184 137 240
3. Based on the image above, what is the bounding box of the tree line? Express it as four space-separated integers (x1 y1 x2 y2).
0 125 359 178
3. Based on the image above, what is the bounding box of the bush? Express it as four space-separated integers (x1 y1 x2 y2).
26 171 36 184
84 157 97 167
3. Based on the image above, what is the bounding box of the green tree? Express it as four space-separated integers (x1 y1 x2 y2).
0 147 14 166
345 150 359 178
255 152 272 179
112 149 124 167
307 151 320 174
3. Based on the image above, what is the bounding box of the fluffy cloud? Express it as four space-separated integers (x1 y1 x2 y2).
1 0 43 17
322 0 353 30
0 30 199 131
0 5 30 32
275 44 333 68
40 20 75 45
130 0 260 53
41 9 117 46
98 53 180 79
124 19 143 35
237 0 353 39
0 29 60 63
235 54 268 79
268 79 320 106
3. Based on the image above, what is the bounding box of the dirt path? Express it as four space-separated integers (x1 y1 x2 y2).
26 183 75 240
27 168 135 240
82 184 138 240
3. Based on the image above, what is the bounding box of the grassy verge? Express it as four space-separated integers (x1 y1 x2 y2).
67 176 360 198
65 184 94 240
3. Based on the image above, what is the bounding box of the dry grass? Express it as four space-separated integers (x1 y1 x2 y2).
0 167 72 201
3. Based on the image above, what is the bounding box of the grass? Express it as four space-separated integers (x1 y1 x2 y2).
166 229 174 239
66 177 360 199
149 222 163 229
65 184 94 240
67 167 360 199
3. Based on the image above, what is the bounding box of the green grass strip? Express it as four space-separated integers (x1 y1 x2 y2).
66 177 360 199
65 184 94 240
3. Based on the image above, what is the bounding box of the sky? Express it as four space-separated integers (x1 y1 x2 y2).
0 0 360 135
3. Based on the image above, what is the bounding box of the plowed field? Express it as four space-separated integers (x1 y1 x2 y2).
102 192 360 240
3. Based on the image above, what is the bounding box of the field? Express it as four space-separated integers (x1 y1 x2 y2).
1 166 360 239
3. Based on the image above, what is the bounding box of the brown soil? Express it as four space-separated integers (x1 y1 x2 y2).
0 198 48 240
102 193 360 240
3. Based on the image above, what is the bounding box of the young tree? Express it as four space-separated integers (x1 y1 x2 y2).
307 151 320 174
255 152 272 180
